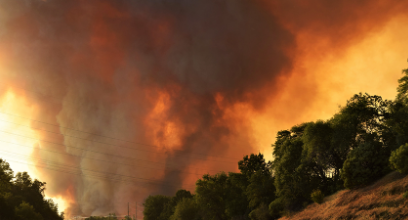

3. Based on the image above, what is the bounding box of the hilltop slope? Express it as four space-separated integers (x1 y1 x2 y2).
279 171 408 220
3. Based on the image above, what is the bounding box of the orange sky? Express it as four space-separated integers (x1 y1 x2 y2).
0 0 407 217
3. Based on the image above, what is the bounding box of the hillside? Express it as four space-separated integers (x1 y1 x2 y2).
279 171 408 220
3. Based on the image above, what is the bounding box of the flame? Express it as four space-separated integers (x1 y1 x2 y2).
144 89 184 152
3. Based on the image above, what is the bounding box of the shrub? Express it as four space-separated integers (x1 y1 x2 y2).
311 189 324 204
341 141 390 189
249 203 272 220
170 198 200 220
389 143 408 174
14 201 44 220
269 198 284 219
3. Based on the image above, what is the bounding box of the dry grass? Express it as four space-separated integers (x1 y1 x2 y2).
279 172 408 220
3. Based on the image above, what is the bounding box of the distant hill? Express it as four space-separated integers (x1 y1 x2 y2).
279 171 408 220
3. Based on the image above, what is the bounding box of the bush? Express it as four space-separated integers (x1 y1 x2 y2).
269 198 284 219
14 201 44 220
403 191 408 200
390 143 408 174
249 203 272 220
341 141 390 189
170 198 200 220
311 189 324 204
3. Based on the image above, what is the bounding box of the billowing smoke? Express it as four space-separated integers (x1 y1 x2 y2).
0 0 407 217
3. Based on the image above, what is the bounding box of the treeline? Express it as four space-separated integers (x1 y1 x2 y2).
0 159 64 220
84 214 132 220
143 67 408 220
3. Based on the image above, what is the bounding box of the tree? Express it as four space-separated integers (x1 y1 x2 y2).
0 159 63 220
248 203 272 220
160 189 193 220
331 93 391 150
224 172 250 219
0 194 15 219
396 67 408 100
302 120 343 193
268 198 284 219
341 140 390 189
0 159 13 196
389 143 408 174
238 153 271 181
170 198 200 220
14 201 44 220
328 93 391 191
246 171 275 210
386 67 408 148
196 172 229 220
143 195 171 220
310 189 324 204
272 124 315 213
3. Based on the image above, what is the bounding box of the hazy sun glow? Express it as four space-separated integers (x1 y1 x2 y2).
0 89 67 214
257 15 408 162
0 90 39 175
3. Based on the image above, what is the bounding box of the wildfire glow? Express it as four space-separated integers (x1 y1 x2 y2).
0 89 67 214
0 89 39 175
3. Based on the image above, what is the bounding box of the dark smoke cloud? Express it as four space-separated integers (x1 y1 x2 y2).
271 0 408 49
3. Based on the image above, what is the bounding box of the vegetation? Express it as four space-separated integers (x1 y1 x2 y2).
143 65 408 220
390 143 408 174
310 190 324 204
280 171 408 220
0 159 64 220
84 213 135 220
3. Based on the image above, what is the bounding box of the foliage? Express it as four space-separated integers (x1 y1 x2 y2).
239 153 271 181
15 201 44 220
143 195 172 220
246 170 275 209
268 198 284 219
386 69 408 148
170 198 200 220
272 124 318 213
224 172 250 219
341 140 390 189
248 203 272 220
396 68 408 100
0 159 64 220
310 189 324 204
403 191 408 200
0 158 13 196
302 120 345 193
389 143 408 174
85 214 119 220
196 172 229 220
156 189 194 220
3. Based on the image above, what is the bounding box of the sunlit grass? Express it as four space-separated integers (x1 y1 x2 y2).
280 171 408 220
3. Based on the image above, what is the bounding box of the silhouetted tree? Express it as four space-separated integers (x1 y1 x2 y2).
170 198 201 220
390 143 408 174
341 139 390 189
143 195 171 220
196 172 229 220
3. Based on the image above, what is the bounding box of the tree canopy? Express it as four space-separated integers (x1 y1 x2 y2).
0 159 64 220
